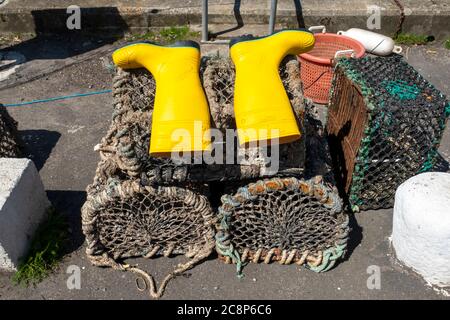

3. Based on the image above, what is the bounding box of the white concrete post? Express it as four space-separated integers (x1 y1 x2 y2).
392 172 450 288
0 158 50 271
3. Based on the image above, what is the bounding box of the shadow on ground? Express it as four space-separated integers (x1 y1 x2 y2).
343 213 363 262
2 7 128 61
433 152 450 172
293 0 306 28
209 0 305 39
210 0 244 39
0 7 127 89
46 190 86 254
19 129 61 171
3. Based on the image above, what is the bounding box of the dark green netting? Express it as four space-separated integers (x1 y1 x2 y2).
328 55 449 211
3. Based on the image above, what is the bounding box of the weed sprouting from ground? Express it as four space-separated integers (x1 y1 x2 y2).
12 207 69 286
444 39 450 50
126 26 200 44
394 33 433 45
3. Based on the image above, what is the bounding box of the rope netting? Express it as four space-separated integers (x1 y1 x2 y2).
0 104 21 158
82 166 215 298
83 54 344 298
216 176 348 274
327 55 450 211
303 102 335 183
201 55 305 130
95 56 306 184
112 68 156 116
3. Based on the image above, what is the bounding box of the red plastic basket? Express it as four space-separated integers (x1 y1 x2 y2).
298 26 366 104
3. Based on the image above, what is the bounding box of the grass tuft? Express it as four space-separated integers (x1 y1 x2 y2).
126 26 200 44
394 33 433 45
12 207 68 286
444 39 450 50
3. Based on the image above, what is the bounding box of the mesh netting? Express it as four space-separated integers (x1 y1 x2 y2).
0 104 21 158
303 102 335 183
327 55 450 211
82 163 215 298
83 54 327 298
83 179 214 259
201 55 305 129
201 56 235 129
112 69 156 117
216 176 348 274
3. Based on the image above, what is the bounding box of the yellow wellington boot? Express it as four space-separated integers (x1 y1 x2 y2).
230 30 315 146
112 41 211 156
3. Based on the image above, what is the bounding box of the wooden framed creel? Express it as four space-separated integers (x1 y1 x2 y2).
327 55 449 211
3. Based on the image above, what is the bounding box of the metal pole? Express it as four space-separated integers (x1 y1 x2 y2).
269 0 277 34
202 0 209 42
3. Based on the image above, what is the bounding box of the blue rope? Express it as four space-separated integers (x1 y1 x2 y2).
2 89 112 107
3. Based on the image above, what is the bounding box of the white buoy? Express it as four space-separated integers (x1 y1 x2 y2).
338 28 402 56
392 172 450 288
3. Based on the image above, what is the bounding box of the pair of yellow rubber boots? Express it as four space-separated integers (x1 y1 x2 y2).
112 30 315 156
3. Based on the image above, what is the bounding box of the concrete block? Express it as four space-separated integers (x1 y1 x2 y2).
0 158 50 271
392 172 450 288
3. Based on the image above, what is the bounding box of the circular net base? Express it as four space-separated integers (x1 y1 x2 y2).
0 104 21 158
216 176 349 274
82 173 215 298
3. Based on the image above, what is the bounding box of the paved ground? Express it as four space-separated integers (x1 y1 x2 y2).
0 33 449 299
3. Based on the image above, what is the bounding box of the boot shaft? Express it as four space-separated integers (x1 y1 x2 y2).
112 41 211 156
230 30 315 146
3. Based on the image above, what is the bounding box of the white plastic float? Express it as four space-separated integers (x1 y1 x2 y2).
338 28 402 56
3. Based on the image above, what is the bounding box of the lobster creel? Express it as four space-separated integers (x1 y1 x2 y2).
216 176 349 274
327 55 449 211
82 54 330 298
81 165 215 298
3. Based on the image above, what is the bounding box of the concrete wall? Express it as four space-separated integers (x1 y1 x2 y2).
0 0 448 39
